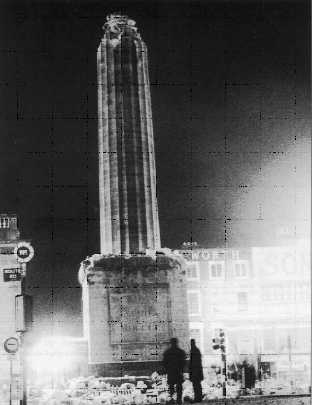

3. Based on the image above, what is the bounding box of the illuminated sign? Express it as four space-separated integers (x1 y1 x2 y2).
14 242 34 263
252 246 310 280
184 250 242 261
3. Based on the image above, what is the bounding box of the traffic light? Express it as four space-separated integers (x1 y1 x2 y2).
219 330 225 352
212 337 220 350
212 329 226 352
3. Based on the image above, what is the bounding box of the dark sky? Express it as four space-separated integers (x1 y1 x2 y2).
0 0 310 337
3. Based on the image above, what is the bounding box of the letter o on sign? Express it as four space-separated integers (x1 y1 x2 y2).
14 242 34 263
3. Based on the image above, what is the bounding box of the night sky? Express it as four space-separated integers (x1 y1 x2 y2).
0 0 310 338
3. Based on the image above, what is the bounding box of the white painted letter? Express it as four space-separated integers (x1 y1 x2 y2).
202 251 210 260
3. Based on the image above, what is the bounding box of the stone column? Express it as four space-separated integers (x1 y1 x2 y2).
98 14 161 255
79 15 190 377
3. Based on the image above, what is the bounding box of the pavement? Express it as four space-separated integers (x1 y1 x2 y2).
198 395 311 404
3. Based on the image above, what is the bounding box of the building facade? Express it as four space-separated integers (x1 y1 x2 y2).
0 215 22 383
178 240 311 385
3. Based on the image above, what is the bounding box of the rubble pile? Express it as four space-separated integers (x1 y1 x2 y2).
0 372 310 405
23 372 166 405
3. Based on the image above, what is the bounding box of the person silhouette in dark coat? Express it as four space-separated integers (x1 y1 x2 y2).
163 337 186 404
189 339 203 403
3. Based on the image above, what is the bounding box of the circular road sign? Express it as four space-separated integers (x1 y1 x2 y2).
14 242 34 263
4 337 19 354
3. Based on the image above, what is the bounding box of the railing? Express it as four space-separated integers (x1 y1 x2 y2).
77 386 169 401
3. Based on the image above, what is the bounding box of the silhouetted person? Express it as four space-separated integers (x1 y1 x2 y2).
163 337 186 404
189 339 203 403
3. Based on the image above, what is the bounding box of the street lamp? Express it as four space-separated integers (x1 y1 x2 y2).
14 242 34 405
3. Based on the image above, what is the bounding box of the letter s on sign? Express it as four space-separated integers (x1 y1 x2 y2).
263 254 279 276
282 255 296 274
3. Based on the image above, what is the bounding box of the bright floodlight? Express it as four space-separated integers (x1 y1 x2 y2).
28 336 73 374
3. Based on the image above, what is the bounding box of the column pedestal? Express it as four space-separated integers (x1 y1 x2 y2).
79 253 189 377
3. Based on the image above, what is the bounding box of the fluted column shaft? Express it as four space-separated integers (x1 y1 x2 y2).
98 24 160 255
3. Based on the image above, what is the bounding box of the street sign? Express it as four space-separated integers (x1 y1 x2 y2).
13 242 34 263
15 295 33 332
4 337 19 354
3 268 21 282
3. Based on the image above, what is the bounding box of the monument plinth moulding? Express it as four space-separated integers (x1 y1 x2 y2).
79 14 189 376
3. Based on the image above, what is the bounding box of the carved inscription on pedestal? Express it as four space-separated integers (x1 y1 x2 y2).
109 285 171 345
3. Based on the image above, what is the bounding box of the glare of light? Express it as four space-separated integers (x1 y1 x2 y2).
28 336 73 373
229 136 311 244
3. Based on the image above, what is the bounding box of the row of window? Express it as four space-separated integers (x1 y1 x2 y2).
188 291 248 315
190 326 311 354
191 329 275 352
212 291 249 313
187 285 310 315
186 261 249 280
190 326 278 353
261 285 310 302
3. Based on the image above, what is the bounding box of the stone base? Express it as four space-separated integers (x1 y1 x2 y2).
79 253 189 377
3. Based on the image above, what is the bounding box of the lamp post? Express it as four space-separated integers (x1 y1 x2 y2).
4 337 19 405
287 335 293 386
14 242 34 405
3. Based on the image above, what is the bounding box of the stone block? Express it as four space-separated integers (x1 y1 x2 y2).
79 253 189 376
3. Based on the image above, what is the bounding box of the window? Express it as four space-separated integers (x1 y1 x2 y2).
209 262 225 279
190 322 204 353
190 329 201 347
187 291 201 315
186 262 199 280
237 292 248 312
239 339 252 354
0 217 9 228
302 285 310 300
212 293 222 313
260 362 277 379
263 336 275 351
263 329 275 351
261 287 273 301
233 260 249 277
